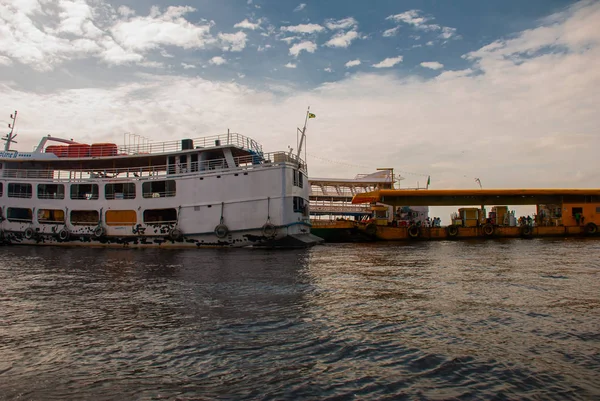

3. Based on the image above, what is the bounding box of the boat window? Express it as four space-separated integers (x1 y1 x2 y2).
571 207 583 216
293 196 306 213
7 207 33 222
8 183 32 198
106 210 137 226
143 208 177 224
38 184 65 199
167 156 176 175
70 184 99 200
70 210 99 225
191 154 198 172
105 183 136 200
179 155 188 173
38 209 65 224
142 180 176 198
293 170 304 188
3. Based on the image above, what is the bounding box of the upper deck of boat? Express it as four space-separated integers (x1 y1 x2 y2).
0 131 307 181
0 132 263 170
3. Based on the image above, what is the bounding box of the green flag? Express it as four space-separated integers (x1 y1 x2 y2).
308 112 316 119
427 176 431 186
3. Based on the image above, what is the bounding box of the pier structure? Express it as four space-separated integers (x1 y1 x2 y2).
348 188 600 240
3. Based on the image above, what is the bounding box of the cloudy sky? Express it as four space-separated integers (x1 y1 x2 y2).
1 0 599 199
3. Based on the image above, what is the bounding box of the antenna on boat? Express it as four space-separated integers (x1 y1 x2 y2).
296 107 314 168
2 110 18 151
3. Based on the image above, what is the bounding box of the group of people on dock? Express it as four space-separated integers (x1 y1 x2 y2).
518 216 535 227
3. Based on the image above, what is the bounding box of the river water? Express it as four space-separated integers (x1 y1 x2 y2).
1 239 599 400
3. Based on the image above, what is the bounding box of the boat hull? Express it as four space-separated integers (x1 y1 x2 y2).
0 223 322 248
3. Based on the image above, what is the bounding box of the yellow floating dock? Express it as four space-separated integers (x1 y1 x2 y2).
306 188 600 242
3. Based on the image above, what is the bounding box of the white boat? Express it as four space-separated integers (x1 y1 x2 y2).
0 111 323 248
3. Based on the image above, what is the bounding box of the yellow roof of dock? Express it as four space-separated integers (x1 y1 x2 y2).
352 188 600 207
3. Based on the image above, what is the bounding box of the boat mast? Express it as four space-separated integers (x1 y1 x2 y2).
2 110 18 151
296 107 311 166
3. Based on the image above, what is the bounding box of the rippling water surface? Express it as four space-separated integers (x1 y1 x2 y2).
1 239 599 400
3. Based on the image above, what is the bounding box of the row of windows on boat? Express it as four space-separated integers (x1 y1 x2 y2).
0 181 176 200
0 171 304 199
1 208 178 225
0 196 308 224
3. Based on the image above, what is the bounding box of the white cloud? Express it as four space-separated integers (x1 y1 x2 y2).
0 2 219 70
98 38 144 65
117 5 135 18
181 62 196 69
440 27 457 40
325 30 359 48
293 4 306 12
289 41 317 57
420 61 444 70
257 44 272 51
386 10 431 27
56 0 97 37
234 18 261 30
324 67 333 72
285 62 297 68
219 31 248 52
0 55 12 66
386 9 458 40
0 1 99 70
111 6 214 52
325 17 358 30
345 59 361 68
372 56 403 68
281 36 300 44
383 27 399 37
280 23 325 34
209 56 227 65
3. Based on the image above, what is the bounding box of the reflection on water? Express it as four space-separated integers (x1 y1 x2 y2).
1 239 599 400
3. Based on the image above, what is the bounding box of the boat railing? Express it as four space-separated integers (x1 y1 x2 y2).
310 219 358 226
117 132 263 156
309 200 372 214
309 188 375 198
0 151 306 182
